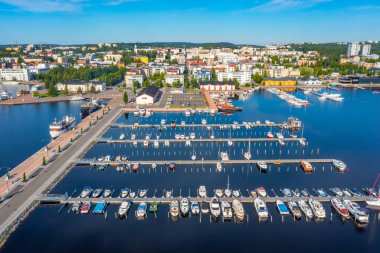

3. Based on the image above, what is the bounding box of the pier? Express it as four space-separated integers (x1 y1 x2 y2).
111 123 286 129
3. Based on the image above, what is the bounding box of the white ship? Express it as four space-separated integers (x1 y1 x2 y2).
49 116 76 139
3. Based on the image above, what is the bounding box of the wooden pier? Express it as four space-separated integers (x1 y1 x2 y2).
111 123 286 129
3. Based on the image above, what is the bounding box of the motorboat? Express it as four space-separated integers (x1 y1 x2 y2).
348 188 362 197
103 189 112 198
216 162 222 172
342 189 352 197
299 139 306 146
119 133 125 140
160 119 166 125
91 188 103 198
276 200 290 215
298 200 314 219
118 200 131 218
180 134 185 139
232 199 245 221
278 139 285 147
316 188 328 197
180 198 190 216
71 201 81 213
301 189 310 197
215 189 223 198
282 188 292 197
136 202 147 219
254 198 269 218
169 162 176 170
201 202 209 214
288 201 302 220
220 152 229 161
332 159 347 172
143 140 149 148
164 140 170 147
210 197 221 217
300 161 313 173
232 190 241 198
343 200 369 223
227 139 233 146
276 132 284 139
330 187 344 197
292 189 301 197
120 188 129 198
154 140 159 148
256 161 267 172
256 186 267 198
331 198 350 219
175 134 180 139
221 201 233 220
152 163 157 170
191 202 200 215
199 186 207 198
224 188 232 198
165 190 173 198
201 119 207 125
80 202 91 214
309 198 326 219
129 191 136 198
80 186 93 198
139 189 148 198
267 132 274 138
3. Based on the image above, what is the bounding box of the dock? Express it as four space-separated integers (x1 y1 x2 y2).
111 123 285 129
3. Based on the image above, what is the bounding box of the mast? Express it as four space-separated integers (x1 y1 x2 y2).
369 173 380 197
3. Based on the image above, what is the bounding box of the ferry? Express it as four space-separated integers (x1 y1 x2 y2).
309 198 326 219
191 202 200 215
331 198 350 219
232 199 245 221
276 200 290 215
118 200 131 218
180 198 190 216
300 161 313 173
256 186 267 198
288 201 302 220
71 201 81 213
221 201 232 220
80 186 93 198
80 99 102 117
343 200 369 223
93 201 107 214
332 159 347 172
170 200 180 217
298 200 314 219
256 161 267 171
199 186 207 198
80 202 91 214
254 198 269 219
49 116 76 139
136 202 147 219
120 188 129 198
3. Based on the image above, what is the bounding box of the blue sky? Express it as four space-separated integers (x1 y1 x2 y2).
0 0 379 45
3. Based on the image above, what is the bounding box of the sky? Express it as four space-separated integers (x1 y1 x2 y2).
0 0 379 45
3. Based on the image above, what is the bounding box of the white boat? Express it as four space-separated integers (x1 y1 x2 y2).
331 198 350 219
215 189 223 198
199 185 207 198
131 134 136 140
227 139 233 146
220 152 229 161
298 200 313 219
180 198 190 215
224 188 232 198
129 191 136 198
299 139 306 146
232 199 245 221
309 198 326 219
332 159 347 172
191 202 200 215
267 132 274 138
136 202 147 218
80 186 93 198
118 200 131 218
103 189 112 198
276 133 284 139
160 119 166 125
170 200 179 217
152 163 157 169
70 96 85 101
256 161 267 171
154 140 159 148
139 189 148 198
190 133 195 139
174 134 180 139
92 188 103 198
191 154 196 161
71 201 81 213
343 200 369 223
185 110 191 117
232 190 241 198
119 133 125 140
276 200 290 215
216 162 222 172
254 198 269 218
180 134 185 140
288 201 302 219
221 201 233 220
164 140 170 147
201 202 209 214
120 188 129 198
49 116 76 139
210 197 221 217
201 119 207 125
256 186 267 197
330 187 344 197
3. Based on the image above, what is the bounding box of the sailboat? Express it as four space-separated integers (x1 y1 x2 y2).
244 139 252 160
299 124 306 146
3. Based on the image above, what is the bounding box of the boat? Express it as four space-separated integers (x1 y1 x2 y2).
267 132 274 138
180 198 190 216
232 190 241 198
151 163 157 170
256 161 267 172
149 202 159 213
220 152 229 161
348 188 362 197
118 200 131 218
254 198 269 218
282 188 292 197
49 116 76 139
185 110 191 117
93 201 107 214
227 139 233 146
299 139 306 146
132 163 139 172
70 95 85 101
287 117 302 130
139 189 148 198
116 164 124 172
174 134 180 139
201 202 209 214
331 198 350 219
91 188 103 198
316 188 328 197
298 200 314 219
365 180 380 207
276 132 284 139
190 133 195 139
330 187 344 197
129 191 136 198
181 120 186 126
216 162 222 172
80 99 102 117
154 140 159 148
210 197 221 217
332 159 347 172
165 190 172 198
169 162 176 170
343 189 352 196
143 140 149 148
256 186 267 197
119 133 125 140
221 201 233 220
71 201 81 213
362 187 377 197
232 199 245 221
201 119 207 125
309 198 326 219
288 201 302 220
301 189 310 197
103 189 112 198
292 189 301 197
215 189 223 198
170 120 176 128
120 188 129 198
80 186 93 198
160 119 166 125
276 200 290 215
80 202 91 214
191 202 200 215
164 140 170 147
300 161 313 173
199 185 207 198
224 188 232 198
343 200 369 223
136 202 147 219
244 140 252 160
278 139 285 147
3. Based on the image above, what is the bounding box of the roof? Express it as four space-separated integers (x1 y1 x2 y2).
199 81 234 85
59 81 105 85
138 85 159 97
263 77 297 81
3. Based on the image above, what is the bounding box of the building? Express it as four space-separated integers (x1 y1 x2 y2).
347 42 361 57
362 44 371 56
200 81 235 91
0 68 31 81
217 71 252 85
56 81 106 93
165 74 184 85
136 85 160 105
298 77 322 86
124 70 146 88
193 70 212 81
133 55 149 64
262 77 297 92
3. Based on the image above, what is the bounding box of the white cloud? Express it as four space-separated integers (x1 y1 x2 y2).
250 0 331 12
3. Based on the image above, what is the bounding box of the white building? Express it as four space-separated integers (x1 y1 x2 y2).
0 68 31 81
56 81 106 93
298 77 322 86
200 82 235 91
136 86 159 105
347 42 361 57
362 44 371 56
217 71 252 84
165 74 184 85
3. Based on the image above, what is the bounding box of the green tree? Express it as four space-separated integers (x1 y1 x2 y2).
48 84 58 96
123 91 129 104
63 84 69 95
233 78 240 89
211 68 217 81
90 85 96 93
252 73 263 84
77 87 83 94
33 91 40 97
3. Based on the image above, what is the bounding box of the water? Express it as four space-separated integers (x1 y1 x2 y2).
2 89 380 253
0 101 81 175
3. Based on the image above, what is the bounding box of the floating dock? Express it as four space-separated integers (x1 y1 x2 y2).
111 123 286 129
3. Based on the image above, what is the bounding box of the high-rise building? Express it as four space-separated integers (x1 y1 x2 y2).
362 44 371 56
347 42 361 57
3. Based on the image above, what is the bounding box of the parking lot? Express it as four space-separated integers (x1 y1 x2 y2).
167 93 206 108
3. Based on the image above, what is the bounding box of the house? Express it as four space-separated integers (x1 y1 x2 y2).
262 77 297 92
298 77 322 86
125 70 146 88
200 81 235 91
217 71 252 85
136 85 160 105
165 74 184 85
56 81 106 93
193 70 212 81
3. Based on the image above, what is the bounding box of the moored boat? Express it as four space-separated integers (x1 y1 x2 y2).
80 202 91 214
180 198 190 216
343 199 369 223
136 202 147 219
288 201 302 220
331 198 350 219
232 199 245 221
298 200 313 219
309 198 326 219
221 201 233 220
210 197 221 218
300 161 313 173
191 202 200 215
254 198 269 218
276 200 290 215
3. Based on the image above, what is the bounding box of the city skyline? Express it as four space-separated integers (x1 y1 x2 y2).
0 0 379 45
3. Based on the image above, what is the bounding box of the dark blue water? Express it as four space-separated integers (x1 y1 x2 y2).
2 90 380 253
0 102 81 175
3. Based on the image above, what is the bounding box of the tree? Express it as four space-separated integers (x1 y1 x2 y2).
233 78 240 89
133 85 136 94
48 84 58 96
63 84 69 95
123 91 129 104
33 91 40 97
252 73 263 84
300 67 314 77
77 87 83 94
90 85 96 93
211 68 217 81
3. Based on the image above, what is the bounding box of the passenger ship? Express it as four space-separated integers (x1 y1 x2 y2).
49 116 76 139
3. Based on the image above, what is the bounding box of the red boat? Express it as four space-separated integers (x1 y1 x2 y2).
267 132 274 138
169 162 176 170
80 202 91 214
331 198 350 219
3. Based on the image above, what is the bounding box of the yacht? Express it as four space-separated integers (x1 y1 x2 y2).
221 201 233 220
103 189 112 198
267 132 274 138
256 186 267 197
342 189 352 197
154 140 159 148
49 116 76 139
199 186 207 198
299 139 306 146
220 152 229 161
152 163 157 170
343 200 369 223
298 200 314 219
254 198 269 218
118 200 131 218
256 161 267 172
330 187 344 197
278 139 285 147
201 119 207 125
190 133 195 139
232 199 245 221
276 200 290 215
136 202 147 219
227 139 233 146
165 190 173 198
288 201 302 220
120 188 129 198
292 189 301 197
201 202 209 214
232 190 241 198
282 188 292 197
210 197 221 217
309 198 326 219
332 159 347 172
92 188 103 198
129 191 136 198
216 162 222 172
215 189 223 198
80 202 91 214
70 95 85 101
160 119 166 125
331 198 350 219
191 202 200 215
276 133 284 139
316 188 328 197
180 198 190 216
80 186 93 198
224 188 232 198
164 140 170 147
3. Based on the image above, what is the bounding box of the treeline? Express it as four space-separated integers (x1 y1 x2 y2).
35 65 126 88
